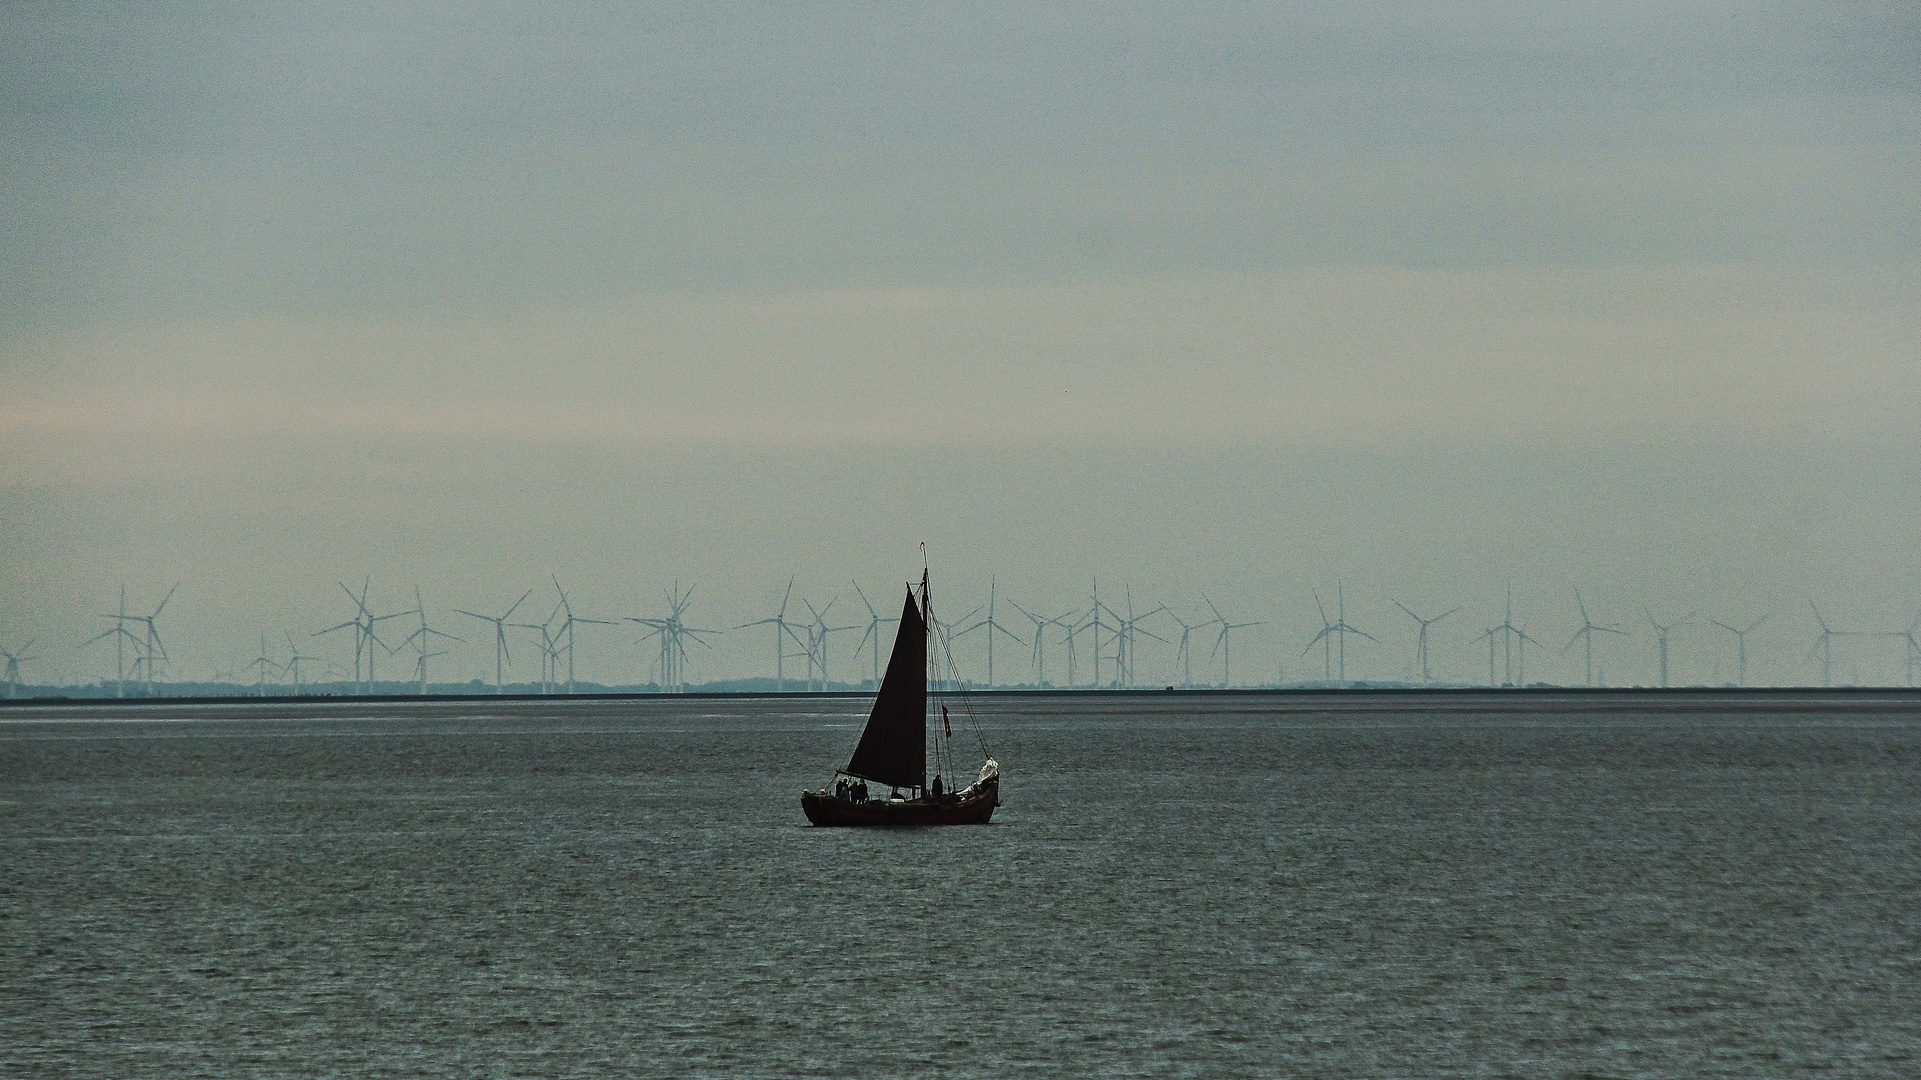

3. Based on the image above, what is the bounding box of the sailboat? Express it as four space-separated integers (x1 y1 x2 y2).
801 567 1000 826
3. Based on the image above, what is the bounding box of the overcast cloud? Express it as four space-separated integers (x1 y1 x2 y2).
2 3 1917 687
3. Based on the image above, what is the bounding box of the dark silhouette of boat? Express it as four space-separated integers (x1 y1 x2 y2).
801 567 999 826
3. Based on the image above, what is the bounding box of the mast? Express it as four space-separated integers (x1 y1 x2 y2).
923 567 940 786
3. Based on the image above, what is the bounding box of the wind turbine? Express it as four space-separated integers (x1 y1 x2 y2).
1562 588 1624 688
1476 625 1500 687
1646 609 1693 688
1393 600 1460 685
515 606 564 693
283 632 321 696
628 582 723 693
549 577 612 694
1884 610 1921 687
400 587 462 695
243 634 281 697
1089 578 1104 687
120 583 178 697
1708 613 1769 687
319 579 406 694
1488 586 1538 687
955 577 1026 689
1093 587 1165 688
317 579 375 690
1306 592 1337 683
794 619 820 689
1203 596 1264 688
1510 623 1544 685
849 580 902 687
1042 609 1080 688
2 640 38 698
735 578 803 691
1806 602 1858 688
1162 608 1219 688
1007 599 1050 687
82 589 144 699
82 585 139 698
793 596 859 692
456 588 533 694
1007 600 1079 688
1302 585 1375 684
1061 608 1097 688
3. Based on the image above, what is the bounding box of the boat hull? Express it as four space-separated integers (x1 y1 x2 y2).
801 779 998 827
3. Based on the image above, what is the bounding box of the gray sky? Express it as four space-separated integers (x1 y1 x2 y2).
3 2 1917 687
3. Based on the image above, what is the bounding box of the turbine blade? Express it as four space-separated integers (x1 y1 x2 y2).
503 588 533 621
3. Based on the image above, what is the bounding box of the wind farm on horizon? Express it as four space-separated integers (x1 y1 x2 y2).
8 570 1921 701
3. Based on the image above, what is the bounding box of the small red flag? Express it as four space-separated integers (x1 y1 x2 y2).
942 704 952 738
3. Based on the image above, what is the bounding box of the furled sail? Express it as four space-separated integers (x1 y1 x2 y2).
842 588 926 789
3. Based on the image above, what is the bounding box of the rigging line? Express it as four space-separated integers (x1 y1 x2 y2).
918 564 992 770
929 601 992 762
922 591 960 760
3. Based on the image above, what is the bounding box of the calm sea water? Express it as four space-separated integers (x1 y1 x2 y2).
3 693 1919 1078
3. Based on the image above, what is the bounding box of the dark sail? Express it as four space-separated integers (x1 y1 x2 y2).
842 588 926 789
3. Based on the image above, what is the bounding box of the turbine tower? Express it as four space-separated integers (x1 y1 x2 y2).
1646 609 1693 688
1203 596 1264 688
849 580 902 687
956 577 1026 689
1562 588 1624 688
2 640 38 698
456 588 533 694
1393 600 1460 685
1708 613 1768 687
